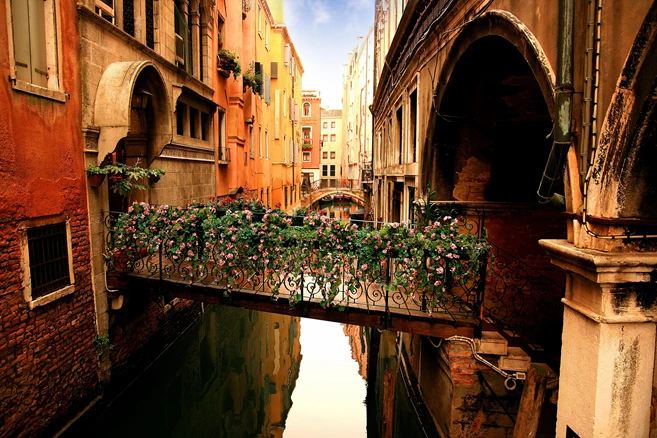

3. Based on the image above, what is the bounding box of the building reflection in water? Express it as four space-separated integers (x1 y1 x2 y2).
78 306 301 438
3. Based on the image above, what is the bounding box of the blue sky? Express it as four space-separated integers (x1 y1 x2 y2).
284 0 375 109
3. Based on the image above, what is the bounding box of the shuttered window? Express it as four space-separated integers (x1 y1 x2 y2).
11 0 49 88
264 74 271 106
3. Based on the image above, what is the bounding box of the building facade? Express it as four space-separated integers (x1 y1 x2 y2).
342 27 374 191
301 90 322 186
1 1 99 436
319 109 343 188
372 0 657 436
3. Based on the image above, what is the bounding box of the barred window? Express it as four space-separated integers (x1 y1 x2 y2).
27 223 71 299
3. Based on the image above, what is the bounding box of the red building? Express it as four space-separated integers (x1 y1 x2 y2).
301 91 322 185
0 1 99 436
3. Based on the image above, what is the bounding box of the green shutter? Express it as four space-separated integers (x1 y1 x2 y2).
11 0 31 83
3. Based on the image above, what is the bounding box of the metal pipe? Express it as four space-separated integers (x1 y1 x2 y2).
537 0 575 203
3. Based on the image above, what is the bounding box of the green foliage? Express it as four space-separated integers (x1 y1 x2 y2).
94 335 113 356
104 160 166 197
217 49 242 79
86 164 108 175
242 67 263 93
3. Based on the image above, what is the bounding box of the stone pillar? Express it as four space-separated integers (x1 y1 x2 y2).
541 239 657 438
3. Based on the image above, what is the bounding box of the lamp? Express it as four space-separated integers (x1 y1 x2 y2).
131 89 152 110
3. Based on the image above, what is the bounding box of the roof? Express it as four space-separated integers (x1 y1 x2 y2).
321 109 342 117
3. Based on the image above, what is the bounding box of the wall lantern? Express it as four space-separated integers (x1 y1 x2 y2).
131 89 153 110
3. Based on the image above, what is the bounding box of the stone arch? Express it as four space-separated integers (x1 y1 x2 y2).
422 11 557 198
587 2 657 220
94 60 171 165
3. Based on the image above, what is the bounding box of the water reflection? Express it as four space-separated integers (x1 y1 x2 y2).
285 319 367 437
68 306 430 438
73 306 302 438
315 200 359 219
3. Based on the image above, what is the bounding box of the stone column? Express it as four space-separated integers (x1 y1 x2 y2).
541 239 657 438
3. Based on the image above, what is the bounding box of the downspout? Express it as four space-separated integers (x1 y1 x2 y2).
537 0 575 203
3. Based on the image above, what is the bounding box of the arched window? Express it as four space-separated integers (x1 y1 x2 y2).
303 102 311 117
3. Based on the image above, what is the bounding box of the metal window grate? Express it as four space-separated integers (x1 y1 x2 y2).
27 223 70 299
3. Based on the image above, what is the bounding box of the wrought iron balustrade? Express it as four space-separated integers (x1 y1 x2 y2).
427 201 566 351
104 211 487 324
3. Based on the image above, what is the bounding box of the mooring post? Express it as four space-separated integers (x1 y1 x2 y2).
512 363 549 438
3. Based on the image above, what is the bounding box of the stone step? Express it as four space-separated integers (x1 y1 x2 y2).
498 346 531 372
475 331 508 355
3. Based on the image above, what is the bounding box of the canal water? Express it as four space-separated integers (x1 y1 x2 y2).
68 305 433 437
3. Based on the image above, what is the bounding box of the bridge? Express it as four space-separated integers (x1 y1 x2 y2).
105 201 561 343
300 180 367 208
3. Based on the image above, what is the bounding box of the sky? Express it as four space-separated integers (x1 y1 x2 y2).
284 0 375 109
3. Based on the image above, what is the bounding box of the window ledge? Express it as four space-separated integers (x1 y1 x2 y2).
11 79 67 103
28 284 75 310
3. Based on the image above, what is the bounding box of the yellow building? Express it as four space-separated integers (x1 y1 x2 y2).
252 0 304 211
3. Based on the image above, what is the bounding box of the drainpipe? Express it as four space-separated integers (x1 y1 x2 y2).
537 0 575 203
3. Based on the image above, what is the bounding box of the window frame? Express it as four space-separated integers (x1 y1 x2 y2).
20 215 75 310
303 152 311 162
6 0 66 102
303 102 311 117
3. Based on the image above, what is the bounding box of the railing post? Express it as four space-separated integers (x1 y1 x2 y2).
159 241 163 281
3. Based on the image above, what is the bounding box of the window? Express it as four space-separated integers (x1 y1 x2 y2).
331 121 336 128
330 134 336 142
323 122 328 129
175 97 212 144
396 106 403 165
302 127 311 140
21 218 75 309
330 165 336 177
265 130 269 159
257 4 262 34
303 102 311 117
190 107 199 138
259 126 263 157
176 102 187 136
322 134 328 142
322 152 328 159
249 125 254 158
303 152 311 162
410 89 418 163
322 165 328 176
283 90 287 117
95 0 114 23
330 152 336 159
264 18 269 48
9 0 62 96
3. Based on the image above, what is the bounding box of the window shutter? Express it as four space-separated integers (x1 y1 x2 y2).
28 0 48 87
270 62 278 79
255 62 263 97
264 74 271 105
284 44 291 66
11 0 31 83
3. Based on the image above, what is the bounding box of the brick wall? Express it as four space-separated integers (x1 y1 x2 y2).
0 206 100 438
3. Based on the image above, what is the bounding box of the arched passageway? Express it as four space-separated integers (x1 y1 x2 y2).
431 36 558 202
428 34 566 359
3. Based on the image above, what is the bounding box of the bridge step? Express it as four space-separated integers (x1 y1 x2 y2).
475 331 508 356
498 346 531 372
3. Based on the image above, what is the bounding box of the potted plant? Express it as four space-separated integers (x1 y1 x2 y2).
217 49 242 80
149 168 166 185
242 67 263 94
301 141 313 151
104 159 166 197
86 164 108 187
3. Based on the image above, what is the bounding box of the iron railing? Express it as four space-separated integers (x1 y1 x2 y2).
104 212 486 324
427 202 566 349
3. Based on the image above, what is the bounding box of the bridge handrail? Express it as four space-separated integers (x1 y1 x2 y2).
103 204 489 323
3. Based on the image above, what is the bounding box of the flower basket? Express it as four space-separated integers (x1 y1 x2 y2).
149 174 161 185
217 50 242 80
301 142 313 151
88 172 106 187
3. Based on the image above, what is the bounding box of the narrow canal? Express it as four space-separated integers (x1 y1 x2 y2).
66 304 435 437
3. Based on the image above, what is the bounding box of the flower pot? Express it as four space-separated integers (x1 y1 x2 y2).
217 67 231 78
149 174 161 185
87 173 106 187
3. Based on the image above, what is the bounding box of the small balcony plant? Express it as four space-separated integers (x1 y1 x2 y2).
104 160 166 197
86 164 108 187
302 140 313 150
217 49 242 80
242 67 263 94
